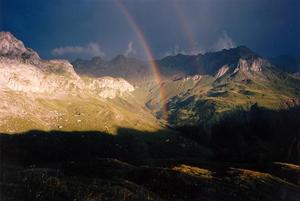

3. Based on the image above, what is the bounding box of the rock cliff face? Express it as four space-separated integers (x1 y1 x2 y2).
211 57 271 80
215 65 229 79
0 32 40 62
86 77 135 99
0 32 134 98
0 57 87 95
234 58 267 73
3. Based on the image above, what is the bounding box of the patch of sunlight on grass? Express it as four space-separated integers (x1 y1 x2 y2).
230 168 272 181
274 162 300 172
172 164 213 179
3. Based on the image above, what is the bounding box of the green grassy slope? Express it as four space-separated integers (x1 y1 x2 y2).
0 93 162 134
143 66 300 126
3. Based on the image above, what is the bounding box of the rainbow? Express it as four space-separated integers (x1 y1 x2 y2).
114 0 168 120
172 0 198 51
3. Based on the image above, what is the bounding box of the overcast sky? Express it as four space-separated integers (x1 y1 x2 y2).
1 0 299 60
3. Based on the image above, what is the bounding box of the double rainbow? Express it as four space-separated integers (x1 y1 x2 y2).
114 0 199 120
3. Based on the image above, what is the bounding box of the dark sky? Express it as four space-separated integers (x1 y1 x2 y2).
1 0 299 60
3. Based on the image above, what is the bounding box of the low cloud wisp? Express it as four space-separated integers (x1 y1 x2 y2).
213 31 235 51
164 44 203 57
124 41 137 57
51 42 105 57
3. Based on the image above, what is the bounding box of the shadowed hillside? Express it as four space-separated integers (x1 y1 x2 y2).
174 105 300 164
1 106 300 201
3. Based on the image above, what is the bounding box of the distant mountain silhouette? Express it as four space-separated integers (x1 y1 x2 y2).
270 55 300 74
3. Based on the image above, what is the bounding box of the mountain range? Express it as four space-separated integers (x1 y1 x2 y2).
75 44 300 125
1 32 300 133
0 32 161 133
1 32 300 201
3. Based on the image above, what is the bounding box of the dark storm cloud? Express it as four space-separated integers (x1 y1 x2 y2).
1 0 299 60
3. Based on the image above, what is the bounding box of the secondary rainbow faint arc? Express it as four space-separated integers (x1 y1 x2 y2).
172 0 198 52
114 0 168 120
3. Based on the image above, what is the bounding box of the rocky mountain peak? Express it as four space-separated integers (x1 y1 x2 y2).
43 60 80 78
0 32 135 99
235 45 256 56
156 46 262 77
235 57 269 73
110 54 128 65
220 46 257 59
160 53 194 63
0 32 26 54
0 32 40 61
91 56 104 65
203 46 258 62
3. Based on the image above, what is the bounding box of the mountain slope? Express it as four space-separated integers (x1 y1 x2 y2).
145 49 300 125
156 46 260 77
1 32 300 132
0 32 161 133
72 43 300 126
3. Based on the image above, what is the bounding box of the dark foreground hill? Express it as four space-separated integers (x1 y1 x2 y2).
1 106 300 201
